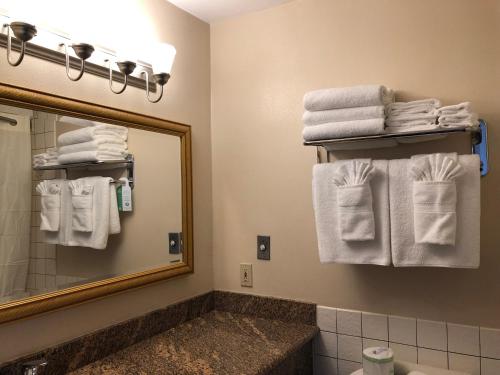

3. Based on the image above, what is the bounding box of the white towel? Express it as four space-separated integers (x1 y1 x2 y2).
36 181 62 231
386 112 437 123
69 180 94 232
385 124 439 134
58 138 127 155
437 102 471 115
109 184 121 235
58 150 128 164
312 160 391 265
438 113 479 128
303 118 385 141
332 161 376 241
302 106 385 126
387 99 441 112
57 125 128 146
304 85 394 111
410 154 463 245
389 155 480 268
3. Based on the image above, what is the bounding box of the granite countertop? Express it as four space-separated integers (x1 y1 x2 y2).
68 310 318 375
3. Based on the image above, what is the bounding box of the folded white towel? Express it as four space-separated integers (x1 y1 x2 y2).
389 155 480 268
36 181 62 232
109 184 121 235
438 113 479 128
332 161 376 241
69 180 94 232
58 150 128 164
387 99 441 112
58 141 127 155
386 112 437 123
302 106 385 126
410 154 463 245
303 118 385 141
57 125 128 146
385 124 439 134
304 85 394 111
312 160 391 265
437 102 471 115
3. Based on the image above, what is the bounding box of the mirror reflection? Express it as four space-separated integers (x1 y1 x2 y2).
0 104 183 303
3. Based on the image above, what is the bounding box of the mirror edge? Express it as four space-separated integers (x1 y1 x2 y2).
0 82 194 324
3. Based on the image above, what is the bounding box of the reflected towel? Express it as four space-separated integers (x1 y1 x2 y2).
57 125 128 146
58 137 127 155
304 85 394 111
58 150 128 164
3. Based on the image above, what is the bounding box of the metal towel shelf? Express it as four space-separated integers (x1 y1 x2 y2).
33 154 135 188
304 120 489 176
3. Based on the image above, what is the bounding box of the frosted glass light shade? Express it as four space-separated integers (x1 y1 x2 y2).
151 42 176 74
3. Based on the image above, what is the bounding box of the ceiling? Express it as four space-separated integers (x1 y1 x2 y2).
167 0 292 23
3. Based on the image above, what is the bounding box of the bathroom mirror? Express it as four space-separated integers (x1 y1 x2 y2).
0 83 193 323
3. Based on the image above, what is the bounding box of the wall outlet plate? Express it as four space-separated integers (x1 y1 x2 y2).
257 235 270 260
240 263 253 287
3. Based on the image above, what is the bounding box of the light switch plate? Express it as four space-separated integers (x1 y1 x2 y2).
240 263 253 287
257 235 270 260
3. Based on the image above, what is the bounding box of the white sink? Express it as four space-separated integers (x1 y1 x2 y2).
351 360 471 375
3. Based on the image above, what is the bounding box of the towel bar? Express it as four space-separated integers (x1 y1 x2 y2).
33 154 135 188
307 120 489 176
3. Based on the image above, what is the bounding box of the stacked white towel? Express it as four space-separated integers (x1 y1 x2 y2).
437 102 479 128
56 120 128 164
302 85 394 142
33 149 58 167
385 99 441 133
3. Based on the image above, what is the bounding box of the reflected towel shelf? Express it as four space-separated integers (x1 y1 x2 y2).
33 154 135 188
304 120 489 177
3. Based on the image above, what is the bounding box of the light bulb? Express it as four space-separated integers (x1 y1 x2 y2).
150 42 176 74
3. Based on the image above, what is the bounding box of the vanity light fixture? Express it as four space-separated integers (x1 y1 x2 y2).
105 59 137 94
59 42 95 81
140 42 176 103
3 21 37 66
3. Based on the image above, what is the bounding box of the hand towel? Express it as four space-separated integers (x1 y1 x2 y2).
67 177 114 249
389 155 480 268
58 150 128 164
410 154 463 245
332 161 376 241
36 181 62 231
437 102 471 115
302 106 385 126
312 160 391 265
304 85 394 111
303 118 385 141
438 113 479 128
42 179 68 245
57 125 128 146
385 124 439 134
386 112 438 123
69 180 94 232
58 137 127 155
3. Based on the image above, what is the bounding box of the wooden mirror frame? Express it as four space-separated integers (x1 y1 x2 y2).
0 82 193 323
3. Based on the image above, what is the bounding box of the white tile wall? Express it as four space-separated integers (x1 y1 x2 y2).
314 305 500 375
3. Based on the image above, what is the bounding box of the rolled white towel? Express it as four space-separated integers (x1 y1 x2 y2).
58 139 127 155
304 85 394 111
303 106 385 126
58 126 128 146
58 150 128 164
303 118 385 141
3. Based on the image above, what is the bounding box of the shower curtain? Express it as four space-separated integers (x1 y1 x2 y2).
0 112 31 302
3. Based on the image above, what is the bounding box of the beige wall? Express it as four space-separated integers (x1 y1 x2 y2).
211 0 500 327
0 0 212 363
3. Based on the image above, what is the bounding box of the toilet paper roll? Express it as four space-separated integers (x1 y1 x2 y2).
362 347 394 375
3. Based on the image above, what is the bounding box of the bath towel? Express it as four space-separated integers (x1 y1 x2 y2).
57 125 128 146
58 138 127 155
312 159 391 265
58 150 128 164
36 181 62 231
302 106 385 126
389 155 480 268
303 118 385 141
410 154 463 245
304 85 394 111
332 161 376 241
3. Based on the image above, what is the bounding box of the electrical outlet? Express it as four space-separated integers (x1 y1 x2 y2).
240 263 253 287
